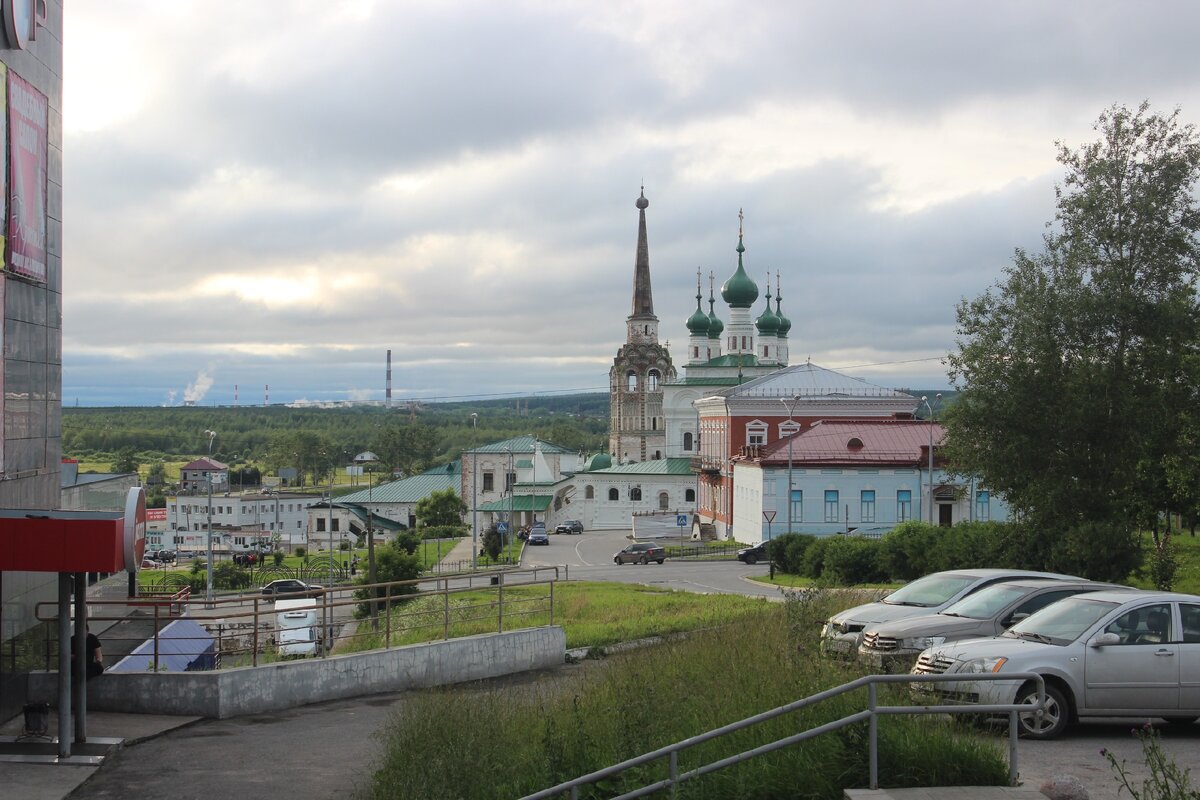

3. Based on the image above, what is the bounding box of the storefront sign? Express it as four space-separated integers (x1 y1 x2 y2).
7 70 47 281
124 487 147 573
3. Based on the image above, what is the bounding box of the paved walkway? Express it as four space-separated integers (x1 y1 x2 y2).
846 791 1047 799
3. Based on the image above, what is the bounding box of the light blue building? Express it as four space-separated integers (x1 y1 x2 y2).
731 419 1008 543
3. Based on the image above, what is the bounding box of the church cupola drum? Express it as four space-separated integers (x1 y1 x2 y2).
609 188 676 463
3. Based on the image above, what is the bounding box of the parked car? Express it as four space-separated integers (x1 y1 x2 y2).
261 579 324 599
528 527 550 545
555 520 585 535
910 589 1200 739
153 549 176 563
737 542 769 565
614 542 666 565
858 579 1125 672
821 569 1082 659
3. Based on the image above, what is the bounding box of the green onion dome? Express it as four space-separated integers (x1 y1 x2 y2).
707 294 724 340
721 235 759 308
755 287 779 334
775 294 791 337
686 293 711 335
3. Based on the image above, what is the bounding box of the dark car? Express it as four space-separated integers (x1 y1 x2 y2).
555 520 585 535
153 550 177 563
528 527 550 545
737 543 769 565
261 579 323 599
614 542 666 565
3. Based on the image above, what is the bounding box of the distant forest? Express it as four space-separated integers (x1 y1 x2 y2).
62 393 611 467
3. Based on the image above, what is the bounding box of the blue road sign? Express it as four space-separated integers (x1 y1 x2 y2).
497 522 509 534
676 514 689 528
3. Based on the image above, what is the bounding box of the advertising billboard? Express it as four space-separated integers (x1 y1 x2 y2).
7 69 46 282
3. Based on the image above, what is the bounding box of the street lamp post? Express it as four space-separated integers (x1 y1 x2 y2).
327 469 334 588
470 413 478 570
204 429 217 602
921 394 942 524
780 395 802 539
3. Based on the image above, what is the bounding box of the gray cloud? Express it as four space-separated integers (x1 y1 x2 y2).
61 2 1200 405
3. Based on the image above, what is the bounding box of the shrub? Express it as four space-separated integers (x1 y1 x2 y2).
295 547 306 558
393 531 421 555
419 524 469 540
879 522 943 580
801 536 835 579
767 533 815 575
480 525 503 561
339 540 351 551
821 536 887 585
1046 521 1143 583
272 551 285 566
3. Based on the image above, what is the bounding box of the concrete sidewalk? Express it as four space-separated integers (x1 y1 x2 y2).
0 710 197 800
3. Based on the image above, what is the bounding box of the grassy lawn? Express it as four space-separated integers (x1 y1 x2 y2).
363 596 1009 799
346 581 777 653
1128 529 1200 595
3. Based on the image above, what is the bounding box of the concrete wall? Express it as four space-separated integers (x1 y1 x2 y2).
31 626 565 719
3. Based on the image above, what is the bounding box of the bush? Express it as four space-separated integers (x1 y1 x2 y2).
801 536 835 579
419 524 469 540
879 522 944 580
480 525 503 561
767 533 815 575
394 531 421 555
339 540 351 551
295 547 306 558
821 536 887 585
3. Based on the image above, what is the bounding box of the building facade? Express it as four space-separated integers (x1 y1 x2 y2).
165 492 321 553
695 363 919 539
0 4 66 721
609 189 676 463
732 420 1009 543
463 436 580 539
179 457 229 493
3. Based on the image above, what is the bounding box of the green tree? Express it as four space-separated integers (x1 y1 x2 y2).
112 447 140 474
481 524 503 561
374 423 439 478
945 103 1200 577
147 460 167 485
415 487 467 528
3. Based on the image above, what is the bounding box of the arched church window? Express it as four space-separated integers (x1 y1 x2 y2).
627 371 637 391
658 492 669 510
685 488 696 502
585 485 594 500
652 418 658 431
630 488 642 501
648 370 660 390
644 325 649 335
608 488 619 501
683 432 693 451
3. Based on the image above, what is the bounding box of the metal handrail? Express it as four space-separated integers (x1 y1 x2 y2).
520 672 1045 800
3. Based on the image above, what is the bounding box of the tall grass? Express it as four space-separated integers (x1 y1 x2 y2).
362 590 1008 799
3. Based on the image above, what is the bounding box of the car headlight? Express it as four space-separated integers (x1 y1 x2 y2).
900 635 946 651
959 656 1007 674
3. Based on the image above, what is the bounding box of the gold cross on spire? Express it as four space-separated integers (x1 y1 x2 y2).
738 208 744 238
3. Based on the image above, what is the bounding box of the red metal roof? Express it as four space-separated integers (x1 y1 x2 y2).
754 419 944 466
181 457 228 471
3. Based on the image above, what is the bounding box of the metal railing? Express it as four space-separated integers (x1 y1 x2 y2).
36 567 562 671
521 672 1045 800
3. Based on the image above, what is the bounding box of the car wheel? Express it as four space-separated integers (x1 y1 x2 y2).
614 556 621 565
745 554 758 565
1163 716 1198 725
656 559 665 564
638 556 648 565
1015 683 1069 740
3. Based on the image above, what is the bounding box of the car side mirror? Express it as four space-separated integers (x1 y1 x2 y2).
1089 632 1120 647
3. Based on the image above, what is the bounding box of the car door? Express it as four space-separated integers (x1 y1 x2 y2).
1085 603 1180 712
1180 602 1200 710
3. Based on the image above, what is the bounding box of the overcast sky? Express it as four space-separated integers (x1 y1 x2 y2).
61 1 1200 407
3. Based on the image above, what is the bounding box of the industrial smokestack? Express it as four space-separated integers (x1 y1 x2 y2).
386 350 393 408
234 384 239 407
265 384 269 407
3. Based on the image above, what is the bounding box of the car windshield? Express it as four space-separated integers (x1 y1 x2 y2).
883 574 976 607
1003 596 1120 644
941 584 1031 619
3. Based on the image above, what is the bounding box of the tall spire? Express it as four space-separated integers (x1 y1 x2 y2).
630 186 655 320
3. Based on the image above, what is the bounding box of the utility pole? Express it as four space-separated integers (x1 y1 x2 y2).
470 413 478 570
204 429 217 602
921 394 942 524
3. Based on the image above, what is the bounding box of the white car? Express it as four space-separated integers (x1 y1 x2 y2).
821 568 1081 658
911 589 1200 738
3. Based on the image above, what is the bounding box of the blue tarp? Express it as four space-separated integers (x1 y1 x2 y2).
109 618 217 673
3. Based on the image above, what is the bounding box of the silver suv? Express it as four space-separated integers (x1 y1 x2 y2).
822 569 1081 658
858 579 1122 672
911 589 1200 738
